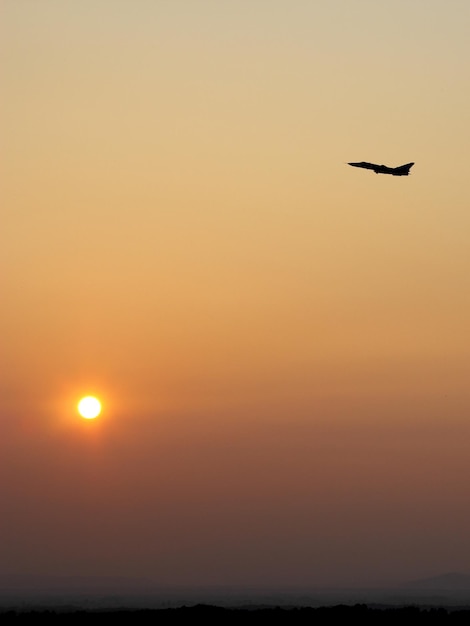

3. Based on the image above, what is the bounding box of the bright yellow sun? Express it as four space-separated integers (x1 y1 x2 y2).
78 396 102 419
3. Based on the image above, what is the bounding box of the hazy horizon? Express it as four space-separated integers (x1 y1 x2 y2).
3 1 470 592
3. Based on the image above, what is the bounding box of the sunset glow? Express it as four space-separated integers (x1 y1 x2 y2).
3 0 470 594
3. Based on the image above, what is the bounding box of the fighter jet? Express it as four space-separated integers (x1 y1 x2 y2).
348 161 414 176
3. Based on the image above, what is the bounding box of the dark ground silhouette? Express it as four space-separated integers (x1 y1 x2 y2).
2 604 470 624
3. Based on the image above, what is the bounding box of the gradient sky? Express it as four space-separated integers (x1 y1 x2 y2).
2 0 470 589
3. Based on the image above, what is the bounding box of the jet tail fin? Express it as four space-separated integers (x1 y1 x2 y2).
394 162 414 175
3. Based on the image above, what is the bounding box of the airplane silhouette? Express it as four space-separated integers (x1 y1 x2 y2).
348 161 414 176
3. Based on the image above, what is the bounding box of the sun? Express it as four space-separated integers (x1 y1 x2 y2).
78 396 102 419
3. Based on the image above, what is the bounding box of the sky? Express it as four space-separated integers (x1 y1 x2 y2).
2 0 470 590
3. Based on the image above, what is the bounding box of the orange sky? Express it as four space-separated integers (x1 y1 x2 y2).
2 0 470 589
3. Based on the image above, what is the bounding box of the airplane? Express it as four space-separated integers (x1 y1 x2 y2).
348 161 414 176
